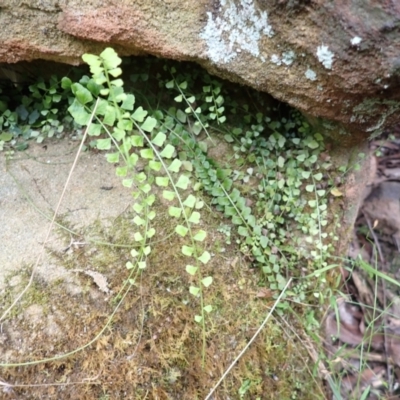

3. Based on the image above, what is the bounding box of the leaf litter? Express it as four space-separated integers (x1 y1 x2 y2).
324 127 400 399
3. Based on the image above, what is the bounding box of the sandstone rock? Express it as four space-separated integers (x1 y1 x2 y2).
1 0 400 139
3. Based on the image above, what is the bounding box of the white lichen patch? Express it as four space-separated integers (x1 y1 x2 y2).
282 50 296 66
200 0 274 64
271 54 281 66
305 68 317 81
351 36 362 45
316 45 334 69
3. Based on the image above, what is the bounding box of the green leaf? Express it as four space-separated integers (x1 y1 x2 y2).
165 80 174 89
201 276 213 287
156 176 169 187
132 203 143 213
117 118 133 131
203 305 213 313
160 144 175 158
82 53 102 71
152 132 167 146
296 154 306 162
140 148 154 159
238 226 249 237
278 135 286 148
130 135 144 147
193 122 202 135
176 175 190 190
141 116 157 132
145 194 156 206
103 106 116 126
198 251 211 264
168 159 182 172
260 236 268 248
126 261 134 270
68 99 90 125
96 138 111 150
71 83 93 105
307 140 319 149
0 132 13 142
306 184 314 192
277 156 285 168
131 249 139 257
106 152 119 164
134 232 143 241
186 265 198 275
176 109 187 123
129 153 139 166
183 194 196 208
111 78 124 88
175 225 188 236
301 171 311 179
100 47 122 69
308 154 318 164
182 246 194 256
61 77 72 89
194 315 203 323
133 215 145 226
190 286 200 296
179 81 188 89
313 173 323 181
174 94 183 102
116 166 128 177
163 190 175 201
108 67 123 78
87 123 102 136
194 230 207 242
188 211 200 224
211 186 224 197
149 160 161 171
138 261 147 270
147 228 156 238
168 206 182 217
132 106 147 122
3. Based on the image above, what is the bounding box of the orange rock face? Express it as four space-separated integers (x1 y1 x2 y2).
1 0 400 138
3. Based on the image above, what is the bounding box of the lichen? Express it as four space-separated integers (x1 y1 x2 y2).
305 68 317 81
351 36 362 46
316 45 334 69
282 50 296 66
200 0 274 64
271 54 281 65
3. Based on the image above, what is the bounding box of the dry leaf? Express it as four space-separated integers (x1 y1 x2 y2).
255 288 272 299
72 269 110 294
331 187 343 197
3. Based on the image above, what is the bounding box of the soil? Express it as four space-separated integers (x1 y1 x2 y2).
0 139 320 399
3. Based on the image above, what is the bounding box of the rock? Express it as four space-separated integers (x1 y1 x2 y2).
1 1 400 139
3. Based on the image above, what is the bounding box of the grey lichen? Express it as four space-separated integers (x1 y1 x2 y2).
305 68 317 81
271 54 281 66
200 0 274 64
316 45 334 69
351 36 362 46
282 50 296 66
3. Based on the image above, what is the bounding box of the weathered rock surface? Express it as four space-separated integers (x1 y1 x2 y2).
1 0 400 140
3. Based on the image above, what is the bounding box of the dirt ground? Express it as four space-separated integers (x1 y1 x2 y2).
0 139 321 399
